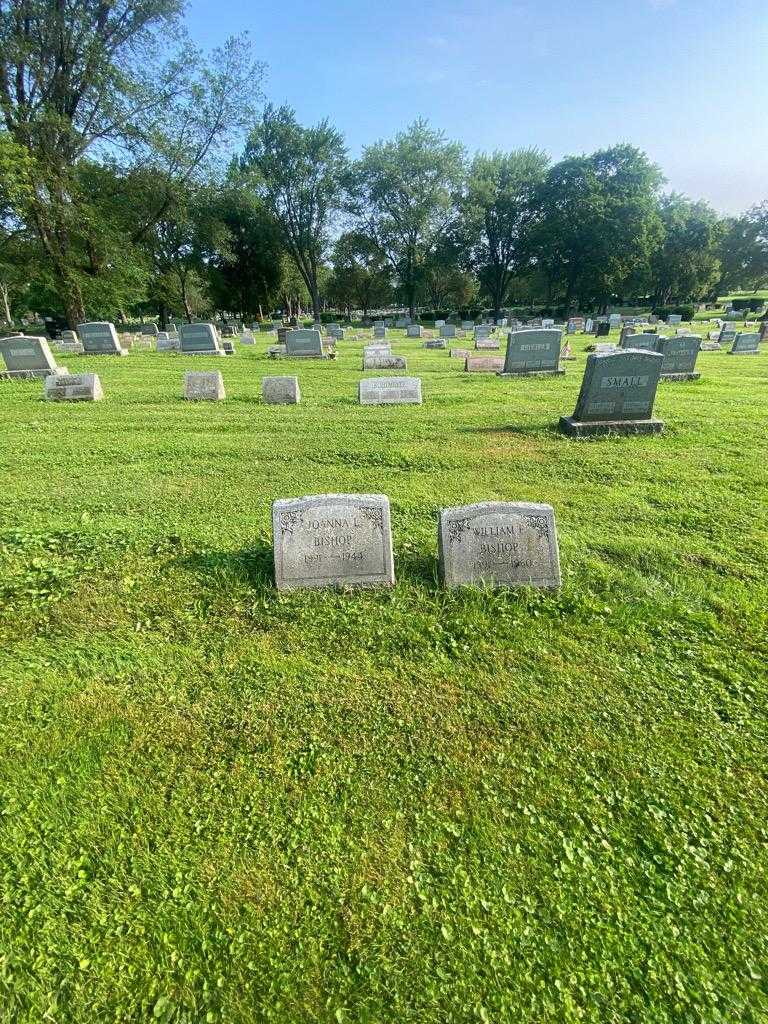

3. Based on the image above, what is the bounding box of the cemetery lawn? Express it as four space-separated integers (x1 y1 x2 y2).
1 331 767 1024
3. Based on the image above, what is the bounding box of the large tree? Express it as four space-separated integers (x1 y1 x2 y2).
463 148 548 318
242 105 346 321
353 120 465 318
649 194 722 305
331 231 391 320
529 145 664 312
717 202 768 295
0 1 260 324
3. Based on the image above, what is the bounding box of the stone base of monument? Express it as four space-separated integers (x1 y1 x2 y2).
185 350 225 356
1 366 70 380
660 372 701 382
560 355 577 361
497 367 566 378
727 351 759 356
559 415 664 437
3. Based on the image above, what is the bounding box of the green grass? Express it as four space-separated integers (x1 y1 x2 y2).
1 329 767 1023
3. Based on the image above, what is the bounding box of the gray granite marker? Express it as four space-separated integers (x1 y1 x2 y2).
272 493 394 591
406 325 423 338
450 347 471 359
658 336 701 380
359 377 422 405
559 350 664 436
183 371 225 400
284 329 325 358
440 324 457 338
438 502 560 589
424 339 446 349
621 332 659 352
179 323 223 355
500 328 564 376
78 321 129 356
475 337 500 350
44 372 103 401
262 376 300 404
729 332 760 355
0 336 68 379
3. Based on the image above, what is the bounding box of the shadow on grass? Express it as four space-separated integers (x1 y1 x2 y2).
181 541 274 587
458 423 560 437
396 550 439 588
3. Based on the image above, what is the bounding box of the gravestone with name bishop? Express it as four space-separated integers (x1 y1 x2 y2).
438 502 561 589
500 328 564 376
559 350 664 436
0 336 68 379
179 323 223 355
359 377 422 405
729 332 760 355
78 321 129 356
272 494 395 591
658 336 701 380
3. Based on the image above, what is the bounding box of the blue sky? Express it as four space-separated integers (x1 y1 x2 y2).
185 0 768 215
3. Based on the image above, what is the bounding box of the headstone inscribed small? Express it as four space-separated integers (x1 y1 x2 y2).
440 325 457 338
44 372 103 402
285 329 325 358
475 337 500 350
596 322 611 337
500 329 563 376
373 326 387 340
240 331 256 345
78 321 128 356
0 336 67 379
461 321 474 330
450 348 471 359
140 323 159 337
179 323 222 355
407 325 423 338
438 502 560 589
435 320 446 328
657 336 701 380
667 314 682 325
424 339 446 349
559 350 664 436
262 376 300 404
466 355 504 373
474 324 492 341
729 332 760 355
359 377 422 405
183 371 225 400
272 493 394 591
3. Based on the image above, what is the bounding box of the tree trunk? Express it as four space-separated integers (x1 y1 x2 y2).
310 282 321 321
0 282 12 326
159 301 168 330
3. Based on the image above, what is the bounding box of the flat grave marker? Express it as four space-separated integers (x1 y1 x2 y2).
272 493 395 591
438 502 561 589
44 372 103 402
183 371 225 401
359 376 422 405
466 355 504 373
262 376 300 404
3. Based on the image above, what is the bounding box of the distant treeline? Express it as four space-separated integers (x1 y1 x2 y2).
1 2 766 328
